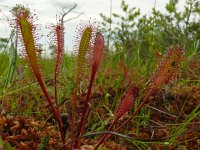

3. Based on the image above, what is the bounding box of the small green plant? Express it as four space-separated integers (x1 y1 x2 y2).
0 136 13 150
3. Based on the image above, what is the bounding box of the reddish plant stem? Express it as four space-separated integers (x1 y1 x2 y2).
81 109 91 138
71 78 79 146
54 64 61 116
95 91 152 149
36 76 65 144
74 70 96 148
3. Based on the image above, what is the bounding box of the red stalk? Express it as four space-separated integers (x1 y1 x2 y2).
36 76 66 144
74 70 96 148
70 78 78 144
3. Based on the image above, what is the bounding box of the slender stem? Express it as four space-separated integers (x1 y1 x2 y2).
80 109 91 138
37 76 65 144
71 77 79 146
54 70 61 116
74 71 95 148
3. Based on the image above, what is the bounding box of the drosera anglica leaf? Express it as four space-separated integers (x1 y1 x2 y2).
91 32 104 74
48 19 64 116
109 87 139 131
71 20 98 143
12 7 65 144
115 87 139 120
48 20 64 77
75 32 104 148
73 20 98 75
16 12 40 77
146 46 184 97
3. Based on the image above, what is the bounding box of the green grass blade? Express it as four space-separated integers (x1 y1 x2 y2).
4 42 17 92
4 142 13 150
39 136 48 150
168 104 200 144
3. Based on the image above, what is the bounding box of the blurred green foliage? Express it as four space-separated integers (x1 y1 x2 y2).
100 0 200 63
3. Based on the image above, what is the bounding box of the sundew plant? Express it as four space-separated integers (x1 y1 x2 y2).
1 1 198 150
